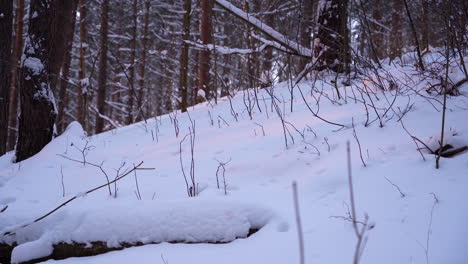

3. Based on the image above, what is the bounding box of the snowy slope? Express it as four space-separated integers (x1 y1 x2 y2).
1 58 468 264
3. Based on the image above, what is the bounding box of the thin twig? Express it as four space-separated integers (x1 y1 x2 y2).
292 182 305 264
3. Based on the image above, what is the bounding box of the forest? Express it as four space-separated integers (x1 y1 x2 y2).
0 0 467 264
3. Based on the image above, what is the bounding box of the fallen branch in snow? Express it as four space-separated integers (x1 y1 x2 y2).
2 161 154 237
214 0 312 58
183 40 268 55
0 205 7 213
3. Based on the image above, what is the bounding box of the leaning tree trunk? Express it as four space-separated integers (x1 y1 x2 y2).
0 0 13 155
197 0 213 102
16 0 74 162
95 0 109 134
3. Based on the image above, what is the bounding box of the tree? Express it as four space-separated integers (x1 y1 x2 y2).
127 0 138 125
315 0 350 73
8 0 25 151
299 0 314 71
136 0 151 120
0 0 13 155
77 0 88 131
179 0 192 112
16 0 74 162
198 0 213 102
389 0 403 60
95 0 109 133
57 1 78 133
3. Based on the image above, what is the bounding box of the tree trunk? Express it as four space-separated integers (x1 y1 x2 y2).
315 0 350 73
389 0 403 60
0 0 13 155
77 0 88 130
179 0 192 112
95 0 109 134
16 0 74 162
421 0 429 51
197 0 213 101
127 0 138 125
136 0 150 120
7 0 25 151
57 1 78 133
299 0 313 71
371 0 384 61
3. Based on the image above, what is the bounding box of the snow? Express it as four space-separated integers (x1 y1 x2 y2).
215 0 312 57
23 56 44 76
1 51 468 264
7 199 274 262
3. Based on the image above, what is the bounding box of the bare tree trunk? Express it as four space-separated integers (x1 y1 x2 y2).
389 0 403 60
16 0 74 162
179 0 192 112
403 0 425 70
109 0 124 123
127 0 138 125
57 2 78 133
421 0 429 51
371 0 384 61
0 0 13 155
197 0 213 102
299 0 313 71
136 0 150 120
77 0 88 129
95 0 109 133
315 0 350 73
244 0 256 89
7 0 25 151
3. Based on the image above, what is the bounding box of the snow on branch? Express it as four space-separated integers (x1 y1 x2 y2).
184 40 269 55
214 0 312 58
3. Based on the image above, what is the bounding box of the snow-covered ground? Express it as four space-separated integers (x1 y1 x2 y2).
1 56 468 264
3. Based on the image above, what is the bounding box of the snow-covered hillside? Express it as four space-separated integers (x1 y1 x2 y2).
1 56 468 264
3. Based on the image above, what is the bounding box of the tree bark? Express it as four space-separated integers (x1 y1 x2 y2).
371 0 385 61
198 0 213 101
179 0 192 112
0 0 13 155
299 0 313 71
7 0 25 151
389 0 403 60
77 0 88 130
127 0 138 125
95 0 109 134
315 0 350 73
16 0 74 162
136 0 150 120
57 1 78 133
